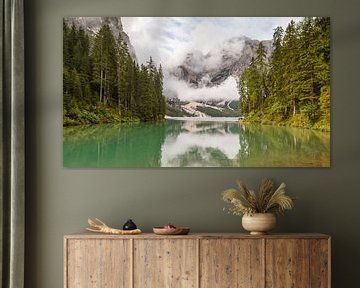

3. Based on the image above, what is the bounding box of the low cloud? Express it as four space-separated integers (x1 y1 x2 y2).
181 37 247 73
122 17 302 102
122 17 302 67
164 76 239 102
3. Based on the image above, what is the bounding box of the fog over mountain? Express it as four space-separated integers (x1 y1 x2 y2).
122 17 301 105
164 77 239 102
171 36 272 81
165 36 273 102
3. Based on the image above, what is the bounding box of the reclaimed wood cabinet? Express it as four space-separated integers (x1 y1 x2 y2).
64 233 330 288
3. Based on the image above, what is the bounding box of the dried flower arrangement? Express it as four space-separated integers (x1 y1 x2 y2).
222 179 294 216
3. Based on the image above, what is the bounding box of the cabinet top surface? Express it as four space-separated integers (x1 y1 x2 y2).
64 232 330 240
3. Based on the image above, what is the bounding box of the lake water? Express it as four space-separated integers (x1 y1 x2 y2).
63 118 330 167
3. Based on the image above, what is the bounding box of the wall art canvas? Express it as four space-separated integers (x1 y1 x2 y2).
63 17 330 167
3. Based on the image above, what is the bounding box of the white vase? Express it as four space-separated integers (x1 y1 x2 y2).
242 213 276 235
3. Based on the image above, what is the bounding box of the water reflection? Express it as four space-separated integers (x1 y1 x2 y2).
161 121 241 167
161 120 330 167
63 119 330 167
237 125 330 167
64 122 166 167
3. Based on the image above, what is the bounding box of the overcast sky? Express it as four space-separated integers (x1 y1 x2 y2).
122 17 302 67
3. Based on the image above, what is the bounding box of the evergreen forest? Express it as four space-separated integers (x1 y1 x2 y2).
63 22 166 126
239 17 330 131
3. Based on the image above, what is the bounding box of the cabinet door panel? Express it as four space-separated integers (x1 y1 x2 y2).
66 239 131 288
265 239 310 288
200 239 264 288
134 239 198 288
310 239 330 288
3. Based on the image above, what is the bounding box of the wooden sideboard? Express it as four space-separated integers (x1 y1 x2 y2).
64 233 330 288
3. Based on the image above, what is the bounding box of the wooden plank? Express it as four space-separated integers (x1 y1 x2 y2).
64 238 68 288
130 238 134 288
200 239 264 288
262 239 266 288
65 233 330 240
265 239 310 288
328 238 331 288
196 239 200 288
133 239 197 288
310 239 330 288
67 239 131 288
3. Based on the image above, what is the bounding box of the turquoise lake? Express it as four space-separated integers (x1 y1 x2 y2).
63 118 330 168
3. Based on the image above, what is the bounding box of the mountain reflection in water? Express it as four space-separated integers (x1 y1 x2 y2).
63 118 330 167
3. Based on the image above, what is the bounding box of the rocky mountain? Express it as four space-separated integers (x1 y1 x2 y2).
170 36 272 88
64 17 137 61
166 98 240 118
165 36 273 117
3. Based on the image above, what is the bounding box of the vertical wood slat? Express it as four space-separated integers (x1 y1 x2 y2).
200 239 264 288
196 238 200 288
309 239 329 288
262 238 266 288
64 238 68 288
66 239 131 288
133 239 197 288
265 239 310 288
130 238 134 288
328 238 331 288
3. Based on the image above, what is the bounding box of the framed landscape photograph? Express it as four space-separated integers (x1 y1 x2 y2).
63 17 330 167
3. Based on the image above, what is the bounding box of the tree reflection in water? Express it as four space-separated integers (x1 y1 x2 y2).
63 119 330 167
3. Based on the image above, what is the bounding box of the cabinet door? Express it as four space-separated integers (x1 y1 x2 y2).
266 239 309 288
309 239 330 288
134 239 198 288
66 239 131 288
200 239 264 288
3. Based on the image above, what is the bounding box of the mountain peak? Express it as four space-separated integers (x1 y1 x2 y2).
64 17 137 62
169 36 273 90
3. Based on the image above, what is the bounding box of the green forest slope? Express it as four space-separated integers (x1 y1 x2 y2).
239 17 330 131
63 22 166 126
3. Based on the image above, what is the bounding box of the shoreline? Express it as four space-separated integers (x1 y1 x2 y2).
164 116 240 122
63 116 330 133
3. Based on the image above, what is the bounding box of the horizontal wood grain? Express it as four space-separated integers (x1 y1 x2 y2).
65 232 330 240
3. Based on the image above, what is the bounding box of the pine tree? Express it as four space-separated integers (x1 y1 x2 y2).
138 64 152 121
282 20 299 116
63 67 72 111
238 69 250 115
255 42 268 114
117 36 130 112
63 21 71 68
157 64 166 118
72 69 83 100
146 57 158 120
132 61 141 116
92 24 118 104
267 26 286 117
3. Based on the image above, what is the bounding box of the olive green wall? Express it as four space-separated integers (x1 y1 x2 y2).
24 0 360 287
